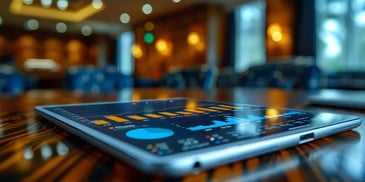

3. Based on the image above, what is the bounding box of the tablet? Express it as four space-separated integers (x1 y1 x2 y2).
308 89 365 108
34 98 361 176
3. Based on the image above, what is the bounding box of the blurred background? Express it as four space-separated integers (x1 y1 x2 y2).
0 0 364 94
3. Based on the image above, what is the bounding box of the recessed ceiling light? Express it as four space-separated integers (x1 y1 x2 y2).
57 0 68 10
142 3 153 15
92 0 103 9
23 0 34 5
56 22 67 33
25 19 39 30
40 0 52 8
81 25 92 36
172 0 181 3
144 21 154 31
120 13 130 24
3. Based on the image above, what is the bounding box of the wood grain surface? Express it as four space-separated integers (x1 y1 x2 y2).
0 88 364 181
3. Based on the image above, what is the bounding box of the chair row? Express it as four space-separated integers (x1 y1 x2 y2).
162 60 323 90
65 66 133 92
0 64 25 94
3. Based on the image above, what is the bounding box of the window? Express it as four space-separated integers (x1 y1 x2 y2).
117 31 134 75
316 0 365 72
234 0 266 73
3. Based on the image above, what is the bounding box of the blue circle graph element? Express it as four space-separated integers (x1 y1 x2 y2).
126 128 174 140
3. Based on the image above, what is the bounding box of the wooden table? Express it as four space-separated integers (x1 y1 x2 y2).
0 88 364 181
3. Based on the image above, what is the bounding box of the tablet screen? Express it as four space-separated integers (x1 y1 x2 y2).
42 99 330 156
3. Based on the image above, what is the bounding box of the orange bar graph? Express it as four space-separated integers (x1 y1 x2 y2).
128 115 148 120
159 112 178 116
105 115 129 122
145 113 164 118
197 107 219 112
92 120 110 125
176 111 193 115
219 105 237 109
185 109 205 114
209 106 231 111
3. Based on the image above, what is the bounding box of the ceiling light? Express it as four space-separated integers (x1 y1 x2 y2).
143 32 155 44
56 22 67 33
142 3 153 15
187 32 200 46
172 0 181 3
92 0 103 9
41 0 52 8
144 21 154 31
25 19 39 30
57 0 68 10
10 0 105 22
81 26 92 36
23 0 34 5
132 44 143 59
120 13 130 24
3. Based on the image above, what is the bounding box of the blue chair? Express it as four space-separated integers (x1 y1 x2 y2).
65 66 133 92
0 64 25 94
162 66 215 90
216 68 244 88
243 59 322 90
103 66 134 89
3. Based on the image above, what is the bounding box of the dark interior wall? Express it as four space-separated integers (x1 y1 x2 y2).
293 0 316 57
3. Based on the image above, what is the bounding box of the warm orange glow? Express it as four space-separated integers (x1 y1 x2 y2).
132 92 141 101
272 32 283 42
267 23 283 42
195 41 205 52
266 108 280 117
265 108 280 122
131 44 143 59
186 100 198 109
15 35 38 65
267 23 282 35
144 21 155 31
155 39 172 56
66 40 86 65
187 32 200 46
44 39 64 61
10 0 104 22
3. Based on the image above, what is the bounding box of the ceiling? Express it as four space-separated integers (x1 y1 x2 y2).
0 0 248 36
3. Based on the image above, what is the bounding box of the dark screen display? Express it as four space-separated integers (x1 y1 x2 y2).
45 99 318 156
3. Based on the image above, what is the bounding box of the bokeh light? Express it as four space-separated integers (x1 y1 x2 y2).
40 0 52 8
267 23 283 42
120 13 131 24
56 22 67 33
25 19 39 30
132 44 143 59
23 0 34 5
155 39 172 56
187 32 200 46
142 3 153 15
57 0 69 10
92 0 103 9
81 25 92 36
144 21 155 31
143 32 155 44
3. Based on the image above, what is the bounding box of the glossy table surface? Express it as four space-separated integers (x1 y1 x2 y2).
0 88 364 181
